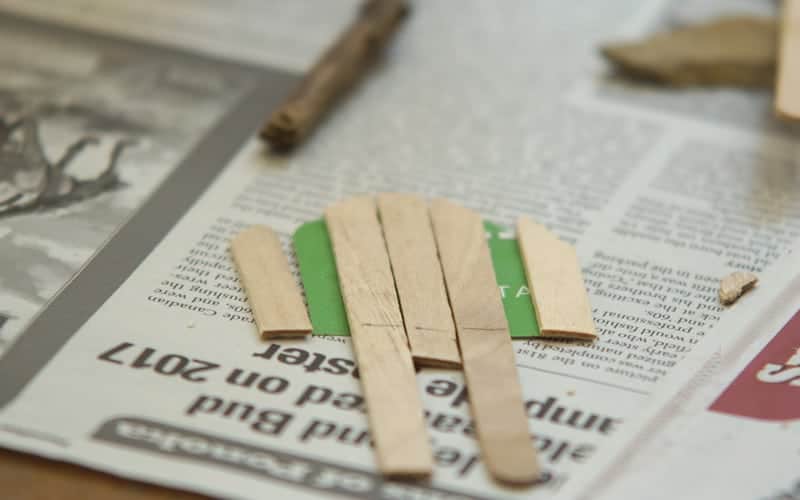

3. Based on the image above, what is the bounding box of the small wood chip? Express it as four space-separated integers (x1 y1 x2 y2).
602 16 777 87
719 271 759 305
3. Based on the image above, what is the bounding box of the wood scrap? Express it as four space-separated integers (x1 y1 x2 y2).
325 196 432 478
261 0 410 151
230 225 312 338
429 198 539 485
776 0 800 119
377 193 461 368
516 217 597 341
719 271 758 305
602 16 777 87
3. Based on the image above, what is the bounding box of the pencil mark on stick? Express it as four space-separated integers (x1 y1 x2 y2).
414 326 451 333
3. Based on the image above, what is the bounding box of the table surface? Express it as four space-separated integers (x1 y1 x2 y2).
0 448 205 499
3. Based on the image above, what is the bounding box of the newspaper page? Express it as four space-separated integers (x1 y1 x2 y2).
0 10 290 352
0 0 798 498
558 251 800 500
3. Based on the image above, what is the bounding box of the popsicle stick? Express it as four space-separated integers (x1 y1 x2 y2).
516 217 597 341
377 193 461 368
325 196 432 478
776 0 800 120
429 199 539 485
230 225 312 338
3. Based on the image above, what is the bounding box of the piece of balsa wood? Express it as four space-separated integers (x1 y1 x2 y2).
516 217 597 341
777 0 800 120
429 198 539 485
230 225 312 338
325 196 432 478
377 193 461 368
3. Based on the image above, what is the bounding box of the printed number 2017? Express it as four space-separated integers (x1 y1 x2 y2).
98 342 219 382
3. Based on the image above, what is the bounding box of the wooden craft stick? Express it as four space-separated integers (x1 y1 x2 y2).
261 0 409 151
377 193 461 368
516 217 597 341
325 196 432 478
230 225 312 338
777 0 800 120
429 199 539 485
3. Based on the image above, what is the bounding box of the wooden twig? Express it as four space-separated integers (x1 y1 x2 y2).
517 217 597 341
230 226 312 338
377 193 461 368
776 0 800 119
261 0 409 151
325 196 432 478
429 199 540 485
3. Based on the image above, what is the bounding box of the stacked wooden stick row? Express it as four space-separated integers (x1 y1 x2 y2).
231 194 597 485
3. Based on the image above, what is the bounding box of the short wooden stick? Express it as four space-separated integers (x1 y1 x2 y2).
326 196 432 478
429 199 539 485
516 217 597 341
230 225 312 338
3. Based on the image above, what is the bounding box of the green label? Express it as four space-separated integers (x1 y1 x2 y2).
293 219 541 338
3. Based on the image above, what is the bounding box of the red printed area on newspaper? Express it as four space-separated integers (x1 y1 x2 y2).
710 310 800 422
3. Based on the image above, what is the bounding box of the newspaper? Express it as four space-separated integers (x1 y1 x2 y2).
0 0 359 72
0 10 271 351
558 251 800 500
0 0 798 498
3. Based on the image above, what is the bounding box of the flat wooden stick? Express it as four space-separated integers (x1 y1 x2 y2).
230 225 312 338
261 0 409 150
429 199 539 485
516 217 597 341
777 0 800 120
377 193 461 368
325 196 432 478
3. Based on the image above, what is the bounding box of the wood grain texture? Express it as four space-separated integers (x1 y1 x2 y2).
777 0 800 119
377 193 461 368
517 217 597 341
325 196 432 478
429 199 539 485
230 225 312 339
